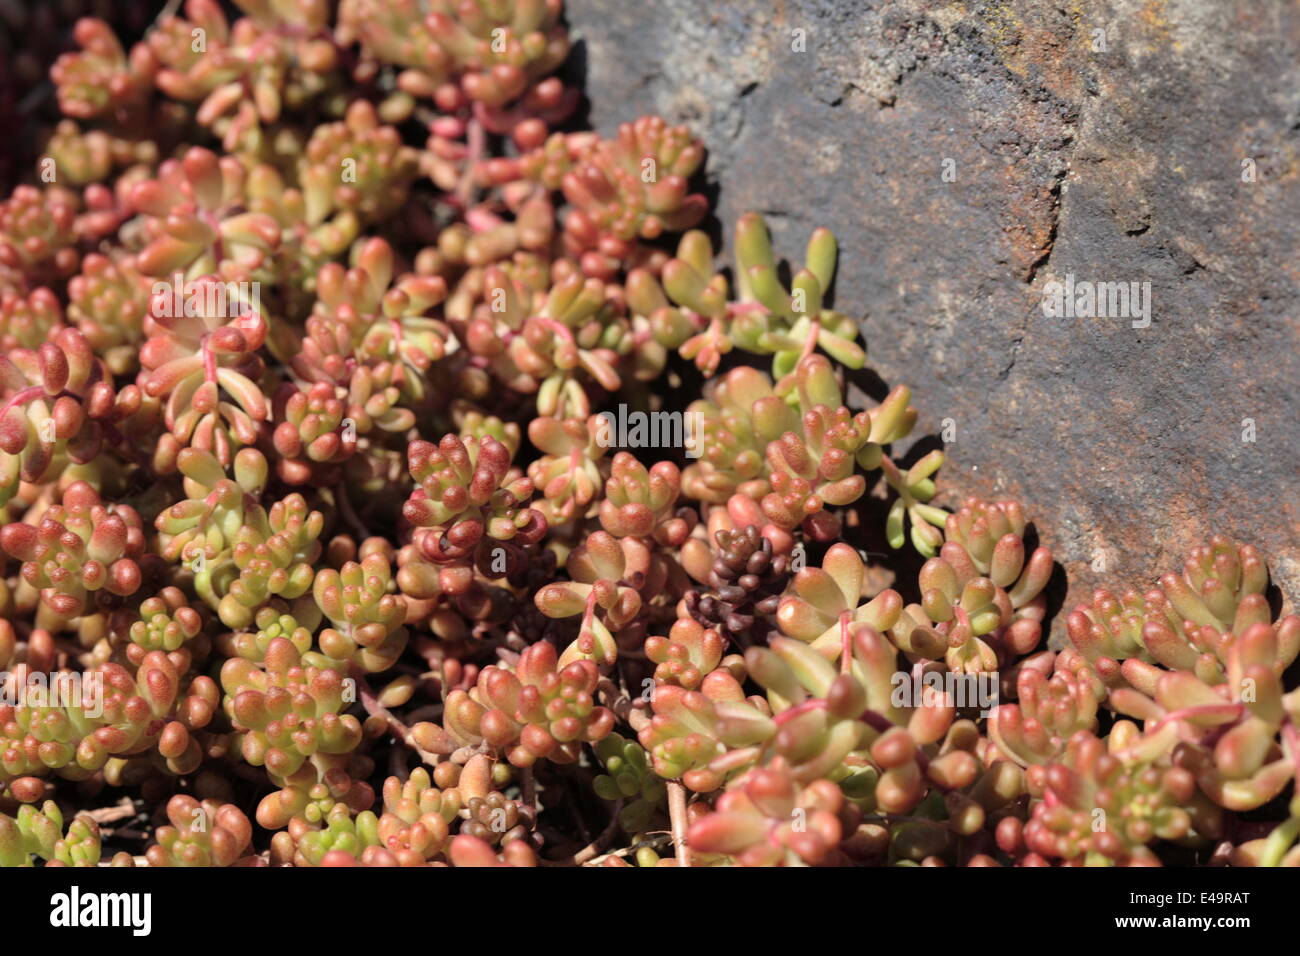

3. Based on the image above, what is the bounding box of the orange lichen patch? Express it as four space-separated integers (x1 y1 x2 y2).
1000 173 1060 281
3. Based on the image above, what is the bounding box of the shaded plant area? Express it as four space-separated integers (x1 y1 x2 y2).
0 0 1296 868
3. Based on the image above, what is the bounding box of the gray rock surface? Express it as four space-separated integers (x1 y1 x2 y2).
566 0 1300 629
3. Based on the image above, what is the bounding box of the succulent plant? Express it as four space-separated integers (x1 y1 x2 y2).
270 381 356 483
41 120 159 189
444 833 539 867
148 0 341 155
0 481 144 618
461 266 627 418
534 529 645 636
599 452 688 543
220 637 371 829
0 185 81 285
221 491 324 630
559 116 706 278
314 553 409 672
594 733 667 833
645 619 727 691
373 766 464 864
682 521 793 645
155 446 267 582
637 677 774 793
893 497 1053 674
442 641 615 766
0 0 1288 876
130 148 280 281
277 799 381 867
729 214 865 373
0 800 103 867
0 328 140 506
0 287 63 353
0 652 218 786
1022 729 1199 866
1107 622 1298 813
405 432 545 596
301 101 419 228
51 17 155 121
145 795 254 867
303 237 450 389
126 585 204 659
775 544 905 664
526 414 606 525
340 0 571 121
989 650 1104 766
67 252 150 374
139 273 269 467
1067 536 1300 693
687 757 861 867
678 364 794 504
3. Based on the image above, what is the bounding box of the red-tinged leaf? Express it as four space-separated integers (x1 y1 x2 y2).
687 812 768 854
448 835 504 867
135 237 196 278
792 567 848 616
535 582 590 618
776 596 830 643
216 368 267 420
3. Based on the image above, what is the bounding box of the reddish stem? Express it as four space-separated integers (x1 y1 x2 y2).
350 665 442 770
0 385 71 420
455 117 487 209
773 698 828 727
667 781 691 867
199 329 220 383
1149 702 1243 736
798 320 822 362
535 316 575 345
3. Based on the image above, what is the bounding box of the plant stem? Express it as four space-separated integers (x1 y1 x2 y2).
544 801 623 867
351 665 442 769
667 780 690 867
522 765 536 810
584 832 672 867
454 116 486 208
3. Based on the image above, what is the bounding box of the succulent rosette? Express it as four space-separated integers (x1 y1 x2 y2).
0 801 104 867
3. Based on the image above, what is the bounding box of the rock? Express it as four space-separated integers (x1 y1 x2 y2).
565 0 1300 632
